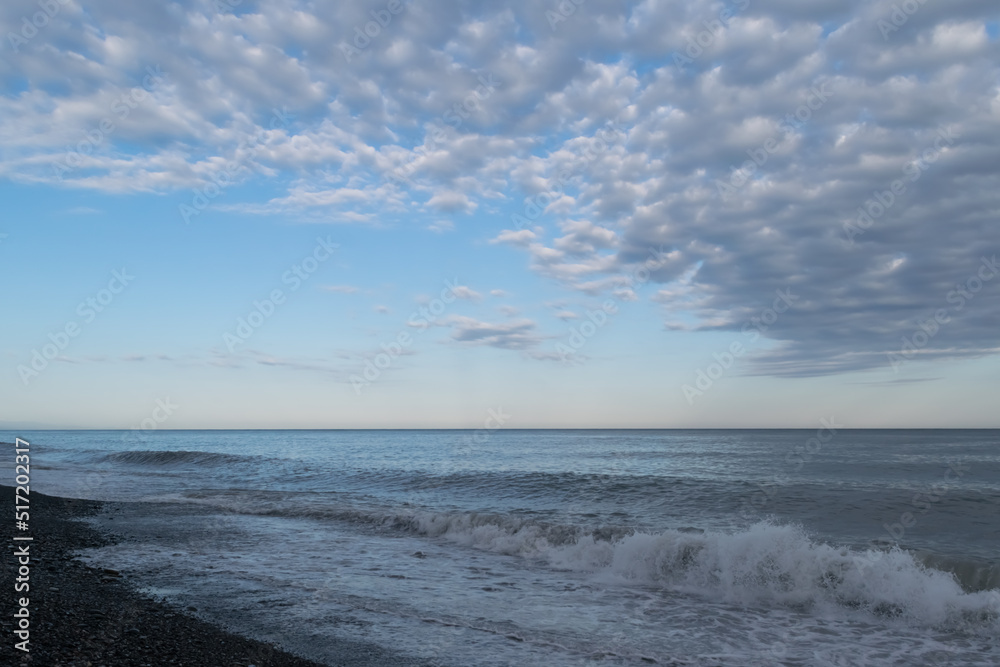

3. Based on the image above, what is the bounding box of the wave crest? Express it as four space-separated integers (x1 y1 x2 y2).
409 515 1000 630
104 450 253 466
186 494 1000 631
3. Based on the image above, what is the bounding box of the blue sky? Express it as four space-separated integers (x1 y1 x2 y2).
2 0 999 428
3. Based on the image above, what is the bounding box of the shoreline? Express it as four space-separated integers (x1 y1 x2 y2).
0 486 424 666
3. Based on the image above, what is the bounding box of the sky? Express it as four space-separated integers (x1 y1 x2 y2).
2 0 999 429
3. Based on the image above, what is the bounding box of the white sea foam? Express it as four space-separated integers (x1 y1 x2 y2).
194 492 1000 632
399 512 1000 630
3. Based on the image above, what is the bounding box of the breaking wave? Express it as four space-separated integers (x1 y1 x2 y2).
195 494 1000 631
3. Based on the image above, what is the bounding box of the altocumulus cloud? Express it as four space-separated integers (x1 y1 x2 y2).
2 0 999 376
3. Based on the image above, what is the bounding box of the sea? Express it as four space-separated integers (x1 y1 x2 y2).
4 429 999 666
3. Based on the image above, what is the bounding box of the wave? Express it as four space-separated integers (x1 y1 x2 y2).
340 468 742 508
431 517 1000 631
103 450 256 466
916 552 1000 591
407 513 999 609
185 494 1000 631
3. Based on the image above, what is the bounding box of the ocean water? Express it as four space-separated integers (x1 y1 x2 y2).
4 429 999 666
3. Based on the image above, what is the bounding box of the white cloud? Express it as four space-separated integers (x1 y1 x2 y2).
435 315 544 351
3 0 999 377
490 229 537 246
449 285 483 301
321 285 360 294
428 219 455 233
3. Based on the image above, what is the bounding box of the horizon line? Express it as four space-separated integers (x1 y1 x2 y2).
4 427 1000 432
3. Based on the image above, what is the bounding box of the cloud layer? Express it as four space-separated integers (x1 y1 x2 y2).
3 0 999 376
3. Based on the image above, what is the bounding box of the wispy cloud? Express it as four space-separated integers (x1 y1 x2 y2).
321 285 361 295
433 315 546 351
490 229 537 247
450 285 482 301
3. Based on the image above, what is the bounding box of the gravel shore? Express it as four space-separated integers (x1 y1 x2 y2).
0 486 423 667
